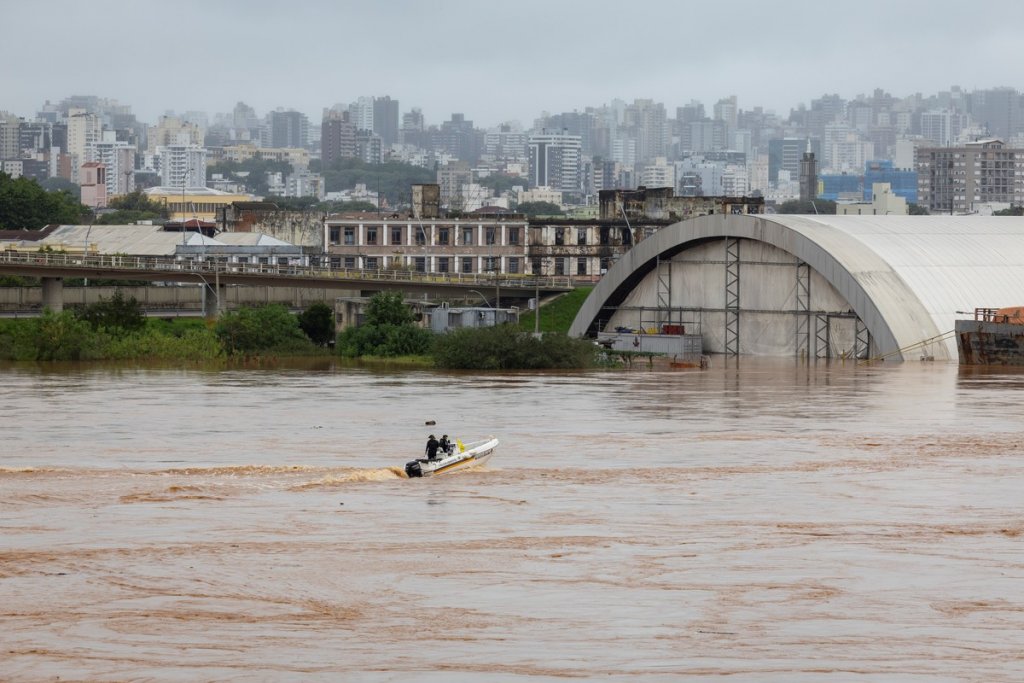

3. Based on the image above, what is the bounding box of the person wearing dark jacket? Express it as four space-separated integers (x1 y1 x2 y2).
439 435 452 455
425 435 440 460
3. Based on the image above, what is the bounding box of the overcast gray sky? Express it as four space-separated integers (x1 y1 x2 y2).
4 0 1023 127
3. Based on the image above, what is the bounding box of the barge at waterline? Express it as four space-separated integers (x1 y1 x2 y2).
956 307 1024 366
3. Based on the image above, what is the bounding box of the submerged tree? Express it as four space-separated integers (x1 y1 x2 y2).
335 291 432 358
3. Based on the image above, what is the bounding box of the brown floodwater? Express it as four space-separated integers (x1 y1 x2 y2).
2 358 1023 681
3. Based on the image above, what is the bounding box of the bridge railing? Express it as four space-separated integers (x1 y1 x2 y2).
0 249 577 290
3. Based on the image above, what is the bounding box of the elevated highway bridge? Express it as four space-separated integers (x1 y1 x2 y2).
0 250 574 317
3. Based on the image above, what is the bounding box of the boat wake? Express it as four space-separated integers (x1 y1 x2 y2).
290 467 407 489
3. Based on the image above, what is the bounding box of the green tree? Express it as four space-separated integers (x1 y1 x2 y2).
432 325 597 369
77 290 146 333
908 203 930 215
516 201 564 217
214 304 312 355
298 302 336 346
992 205 1023 216
364 291 415 326
108 190 168 215
263 196 378 213
318 158 435 208
97 190 169 224
477 173 526 196
40 177 79 194
0 172 91 228
32 310 98 361
335 291 432 358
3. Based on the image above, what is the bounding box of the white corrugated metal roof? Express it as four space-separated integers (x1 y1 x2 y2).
42 224 185 256
770 215 1024 356
40 225 296 255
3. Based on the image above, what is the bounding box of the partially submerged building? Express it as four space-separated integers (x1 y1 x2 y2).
570 214 1024 362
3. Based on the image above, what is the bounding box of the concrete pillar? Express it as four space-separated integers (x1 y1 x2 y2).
202 283 227 319
41 277 64 312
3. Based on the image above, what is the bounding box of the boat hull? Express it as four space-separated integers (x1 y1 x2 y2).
956 319 1024 365
405 437 498 478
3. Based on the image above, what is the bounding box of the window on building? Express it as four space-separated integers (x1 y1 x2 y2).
532 257 542 275
508 227 520 244
577 257 587 275
599 256 611 273
486 227 496 245
577 228 586 245
437 257 450 273
415 227 427 246
329 226 340 245
391 227 403 245
508 257 519 274
484 256 497 272
414 257 426 272
344 227 355 245
365 257 378 269
460 227 472 245
277 257 289 266
555 227 565 246
366 227 378 245
330 256 341 268
258 256 270 265
555 258 565 276
438 227 450 245
237 256 249 264
344 257 355 268
462 257 474 273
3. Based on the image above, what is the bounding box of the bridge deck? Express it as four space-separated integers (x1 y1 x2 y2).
0 250 576 296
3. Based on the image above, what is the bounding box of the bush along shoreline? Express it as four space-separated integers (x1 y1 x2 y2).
0 291 606 370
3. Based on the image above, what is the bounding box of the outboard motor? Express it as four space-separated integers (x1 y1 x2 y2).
405 460 424 478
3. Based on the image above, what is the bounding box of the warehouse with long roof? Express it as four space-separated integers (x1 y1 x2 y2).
569 215 1024 362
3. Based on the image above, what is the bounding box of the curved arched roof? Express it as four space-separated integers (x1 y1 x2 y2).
569 214 1024 361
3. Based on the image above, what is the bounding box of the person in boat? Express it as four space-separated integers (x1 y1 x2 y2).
425 434 440 460
439 434 452 455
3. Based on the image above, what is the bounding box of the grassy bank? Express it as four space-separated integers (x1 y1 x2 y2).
517 286 592 334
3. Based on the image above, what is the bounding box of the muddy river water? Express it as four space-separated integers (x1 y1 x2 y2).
2 359 1023 681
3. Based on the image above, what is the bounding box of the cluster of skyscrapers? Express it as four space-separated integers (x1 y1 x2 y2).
3 85 1024 215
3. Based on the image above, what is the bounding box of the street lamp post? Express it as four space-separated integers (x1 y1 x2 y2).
534 278 540 334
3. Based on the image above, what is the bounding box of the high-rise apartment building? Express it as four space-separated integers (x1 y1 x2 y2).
321 109 357 167
920 110 968 147
372 96 399 148
147 115 202 155
968 87 1023 140
483 125 527 162
528 131 582 199
159 135 207 188
0 112 20 159
916 138 1024 213
622 99 668 162
269 110 310 149
349 97 374 132
67 108 102 183
89 131 136 197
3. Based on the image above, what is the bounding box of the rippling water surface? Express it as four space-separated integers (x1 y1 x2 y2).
2 359 1023 681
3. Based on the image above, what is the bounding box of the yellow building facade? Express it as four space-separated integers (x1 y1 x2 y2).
143 186 255 222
